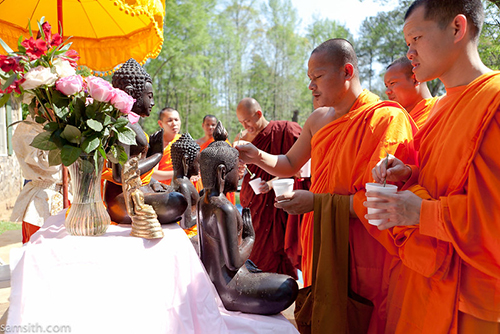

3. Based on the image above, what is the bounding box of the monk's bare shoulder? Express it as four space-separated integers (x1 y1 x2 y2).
305 107 338 136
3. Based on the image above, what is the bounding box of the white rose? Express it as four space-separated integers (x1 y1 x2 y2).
52 58 76 78
22 92 35 105
21 66 58 90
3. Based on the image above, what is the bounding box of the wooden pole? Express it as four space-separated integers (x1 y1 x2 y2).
57 0 70 208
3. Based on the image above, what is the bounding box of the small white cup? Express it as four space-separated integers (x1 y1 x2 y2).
272 179 294 197
300 159 311 178
248 177 262 195
365 183 398 226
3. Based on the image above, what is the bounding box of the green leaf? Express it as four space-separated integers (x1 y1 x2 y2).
118 148 128 165
82 136 100 154
107 145 119 164
61 125 82 144
2 74 16 91
98 146 107 160
85 104 96 118
30 131 58 150
0 37 13 54
44 122 59 132
35 116 46 124
113 117 129 128
0 93 10 108
103 114 112 126
115 126 137 146
48 149 62 166
87 119 103 132
53 105 70 119
61 145 82 167
80 158 95 174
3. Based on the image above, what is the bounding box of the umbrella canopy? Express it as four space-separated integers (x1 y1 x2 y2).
0 0 165 73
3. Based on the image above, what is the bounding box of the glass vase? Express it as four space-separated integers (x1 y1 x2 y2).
65 154 111 236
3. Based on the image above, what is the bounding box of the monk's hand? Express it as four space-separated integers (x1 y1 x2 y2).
275 190 313 215
363 190 422 230
259 180 272 194
237 160 246 179
147 129 164 157
234 141 259 164
372 155 411 184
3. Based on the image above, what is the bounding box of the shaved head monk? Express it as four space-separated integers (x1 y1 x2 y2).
237 38 416 332
234 97 302 278
384 56 438 128
152 107 182 185
196 115 218 150
367 0 500 332
194 114 236 204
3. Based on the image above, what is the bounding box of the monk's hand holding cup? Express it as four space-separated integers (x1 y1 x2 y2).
275 190 314 215
364 189 423 230
372 154 411 184
234 141 259 164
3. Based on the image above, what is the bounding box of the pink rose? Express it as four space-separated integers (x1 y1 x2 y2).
110 88 135 114
86 76 115 102
55 75 83 96
127 111 140 124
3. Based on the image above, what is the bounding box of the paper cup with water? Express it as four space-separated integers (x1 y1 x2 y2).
272 179 294 198
365 183 398 226
248 177 262 195
300 159 311 178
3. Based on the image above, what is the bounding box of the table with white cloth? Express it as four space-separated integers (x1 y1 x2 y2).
7 210 298 334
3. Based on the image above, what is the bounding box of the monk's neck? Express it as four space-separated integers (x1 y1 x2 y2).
163 133 177 148
335 86 364 117
199 135 213 145
441 47 491 89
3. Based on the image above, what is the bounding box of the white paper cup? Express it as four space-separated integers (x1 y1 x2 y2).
272 179 294 197
365 183 398 226
300 159 311 178
248 177 262 195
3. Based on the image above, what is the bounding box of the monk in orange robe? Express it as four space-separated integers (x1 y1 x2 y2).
152 107 182 185
195 114 235 204
367 1 500 332
237 39 416 332
384 56 438 128
149 107 197 237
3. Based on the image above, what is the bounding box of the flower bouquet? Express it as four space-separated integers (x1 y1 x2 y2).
0 18 138 168
0 18 139 235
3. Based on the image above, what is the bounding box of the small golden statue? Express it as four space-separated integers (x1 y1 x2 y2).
122 157 164 239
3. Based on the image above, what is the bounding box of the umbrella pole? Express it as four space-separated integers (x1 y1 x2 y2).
57 0 69 209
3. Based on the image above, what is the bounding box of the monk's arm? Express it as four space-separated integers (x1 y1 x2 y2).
237 115 314 177
418 113 500 280
151 164 174 182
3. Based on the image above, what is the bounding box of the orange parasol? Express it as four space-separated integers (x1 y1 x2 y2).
0 0 165 74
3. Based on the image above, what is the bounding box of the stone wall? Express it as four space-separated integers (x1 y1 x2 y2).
0 102 23 221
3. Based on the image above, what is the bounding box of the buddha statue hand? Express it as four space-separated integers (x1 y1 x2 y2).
147 129 164 158
150 180 173 193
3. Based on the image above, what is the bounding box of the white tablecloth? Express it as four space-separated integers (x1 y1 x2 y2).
7 210 298 334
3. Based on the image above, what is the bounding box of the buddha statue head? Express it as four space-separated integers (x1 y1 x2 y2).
200 122 239 194
171 133 200 178
112 58 154 117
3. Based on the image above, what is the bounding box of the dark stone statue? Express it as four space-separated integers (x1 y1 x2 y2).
198 122 298 315
104 58 187 224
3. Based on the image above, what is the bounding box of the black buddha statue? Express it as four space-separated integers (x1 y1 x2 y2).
171 133 201 252
198 122 298 315
104 58 187 224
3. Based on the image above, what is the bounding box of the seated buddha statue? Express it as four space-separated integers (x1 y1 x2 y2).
103 58 187 224
170 133 200 230
198 122 298 315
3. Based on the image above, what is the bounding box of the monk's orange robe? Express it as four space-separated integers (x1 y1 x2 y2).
409 96 439 129
303 90 416 332
157 134 182 185
387 72 500 333
195 137 236 205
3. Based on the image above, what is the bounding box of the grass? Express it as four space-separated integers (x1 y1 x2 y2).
0 221 21 236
